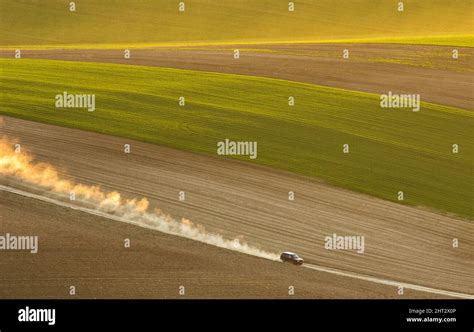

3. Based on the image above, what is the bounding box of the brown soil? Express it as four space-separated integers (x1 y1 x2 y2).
1 116 472 297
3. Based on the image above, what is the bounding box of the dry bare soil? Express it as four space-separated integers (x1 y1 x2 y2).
1 116 472 297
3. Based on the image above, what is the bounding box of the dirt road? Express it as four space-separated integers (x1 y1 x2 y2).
1 116 472 296
3 189 451 299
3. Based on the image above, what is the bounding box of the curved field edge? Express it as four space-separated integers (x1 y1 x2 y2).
1 35 473 50
0 59 472 218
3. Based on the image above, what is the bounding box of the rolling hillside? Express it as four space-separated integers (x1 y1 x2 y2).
1 58 472 218
0 0 472 47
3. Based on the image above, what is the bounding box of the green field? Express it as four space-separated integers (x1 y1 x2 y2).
1 0 472 47
1 58 472 218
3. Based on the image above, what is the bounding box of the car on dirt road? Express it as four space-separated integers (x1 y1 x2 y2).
280 252 304 265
